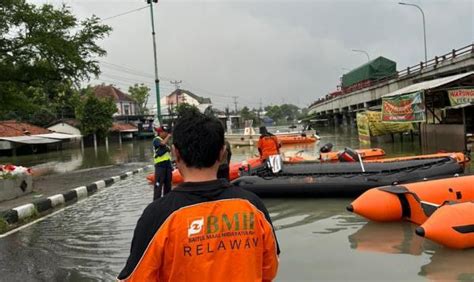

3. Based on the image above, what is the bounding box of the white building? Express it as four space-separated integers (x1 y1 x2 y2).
156 89 212 115
94 85 138 116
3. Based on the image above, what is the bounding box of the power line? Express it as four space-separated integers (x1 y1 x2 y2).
232 96 238 113
170 80 183 90
100 6 149 22
99 61 176 81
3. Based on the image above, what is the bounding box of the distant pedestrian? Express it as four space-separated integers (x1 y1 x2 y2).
153 125 172 200
216 140 232 180
257 126 281 161
118 112 279 282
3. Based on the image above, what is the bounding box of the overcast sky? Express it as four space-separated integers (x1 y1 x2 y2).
32 0 473 110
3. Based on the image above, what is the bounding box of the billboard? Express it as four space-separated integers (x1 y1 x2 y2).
382 91 425 122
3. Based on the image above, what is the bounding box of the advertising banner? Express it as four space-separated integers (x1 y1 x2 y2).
447 88 474 106
356 112 370 144
366 111 413 136
382 91 425 122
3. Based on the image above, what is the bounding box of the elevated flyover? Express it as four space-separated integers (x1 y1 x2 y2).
308 44 474 125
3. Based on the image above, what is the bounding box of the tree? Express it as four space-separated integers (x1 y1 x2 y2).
265 106 283 122
0 0 111 123
280 104 300 122
240 106 258 124
175 103 200 117
298 107 309 120
75 88 117 137
128 84 150 115
203 106 217 117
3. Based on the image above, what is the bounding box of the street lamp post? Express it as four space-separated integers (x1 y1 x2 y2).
352 49 370 62
399 2 428 62
147 0 161 123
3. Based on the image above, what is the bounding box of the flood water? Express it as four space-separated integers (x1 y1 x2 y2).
1 126 473 281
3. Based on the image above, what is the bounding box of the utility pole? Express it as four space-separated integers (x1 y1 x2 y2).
258 99 262 125
399 2 428 62
170 80 182 90
170 80 182 109
147 0 161 123
352 49 370 62
232 96 238 113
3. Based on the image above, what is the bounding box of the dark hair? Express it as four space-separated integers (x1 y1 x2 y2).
172 111 225 168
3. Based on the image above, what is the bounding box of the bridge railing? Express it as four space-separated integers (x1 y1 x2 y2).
309 43 474 109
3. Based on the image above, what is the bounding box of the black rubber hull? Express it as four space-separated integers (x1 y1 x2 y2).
233 158 463 198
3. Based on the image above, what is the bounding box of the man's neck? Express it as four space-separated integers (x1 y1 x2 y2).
180 167 219 183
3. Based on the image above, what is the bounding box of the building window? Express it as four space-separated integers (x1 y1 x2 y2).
124 104 130 115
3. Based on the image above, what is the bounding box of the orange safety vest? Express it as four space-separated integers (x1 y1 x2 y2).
258 135 280 160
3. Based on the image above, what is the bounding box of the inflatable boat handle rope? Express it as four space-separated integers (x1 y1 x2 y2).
249 157 455 178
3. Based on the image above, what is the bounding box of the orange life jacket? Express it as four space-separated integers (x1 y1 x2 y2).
258 135 280 160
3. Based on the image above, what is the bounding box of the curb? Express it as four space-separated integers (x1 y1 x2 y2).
0 165 153 227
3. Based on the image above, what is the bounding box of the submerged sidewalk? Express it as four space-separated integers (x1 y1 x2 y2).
0 162 149 212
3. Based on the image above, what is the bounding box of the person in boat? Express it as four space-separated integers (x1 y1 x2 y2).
216 140 232 180
257 126 281 160
118 112 279 282
152 125 172 200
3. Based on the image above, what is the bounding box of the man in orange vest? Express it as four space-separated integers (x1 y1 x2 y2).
118 112 279 282
257 126 281 160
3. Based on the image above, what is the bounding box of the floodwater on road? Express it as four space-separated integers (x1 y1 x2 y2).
1 174 473 281
0 126 473 281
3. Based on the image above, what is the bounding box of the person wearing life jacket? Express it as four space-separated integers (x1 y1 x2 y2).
257 126 281 160
118 112 280 282
153 125 172 200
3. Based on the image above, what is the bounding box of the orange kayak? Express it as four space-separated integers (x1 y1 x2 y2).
416 201 474 249
277 135 317 144
320 148 386 162
146 158 263 185
348 175 474 225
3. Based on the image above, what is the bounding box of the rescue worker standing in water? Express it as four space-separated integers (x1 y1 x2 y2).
118 112 279 282
153 126 172 200
257 126 281 161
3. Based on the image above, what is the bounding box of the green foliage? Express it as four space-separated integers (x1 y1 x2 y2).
240 106 258 124
0 217 8 234
264 104 301 125
75 88 117 137
0 0 111 124
203 106 217 117
128 84 150 115
175 103 200 118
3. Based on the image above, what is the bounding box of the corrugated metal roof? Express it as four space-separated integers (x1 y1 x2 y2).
382 71 474 98
0 136 61 145
35 133 82 140
0 120 50 137
442 102 474 110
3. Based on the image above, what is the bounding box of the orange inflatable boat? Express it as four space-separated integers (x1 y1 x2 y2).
347 175 474 225
320 148 386 162
277 135 317 145
366 152 468 167
416 201 474 249
146 157 263 185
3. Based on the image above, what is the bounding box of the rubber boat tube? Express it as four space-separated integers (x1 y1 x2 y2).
347 175 474 224
233 157 463 198
416 201 474 249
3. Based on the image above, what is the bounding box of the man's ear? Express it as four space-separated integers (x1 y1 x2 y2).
218 145 226 162
172 145 181 163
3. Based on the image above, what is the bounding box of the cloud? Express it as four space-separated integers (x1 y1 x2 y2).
29 0 474 109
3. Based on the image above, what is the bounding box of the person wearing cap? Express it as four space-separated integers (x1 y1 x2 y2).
257 126 281 161
153 125 172 200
